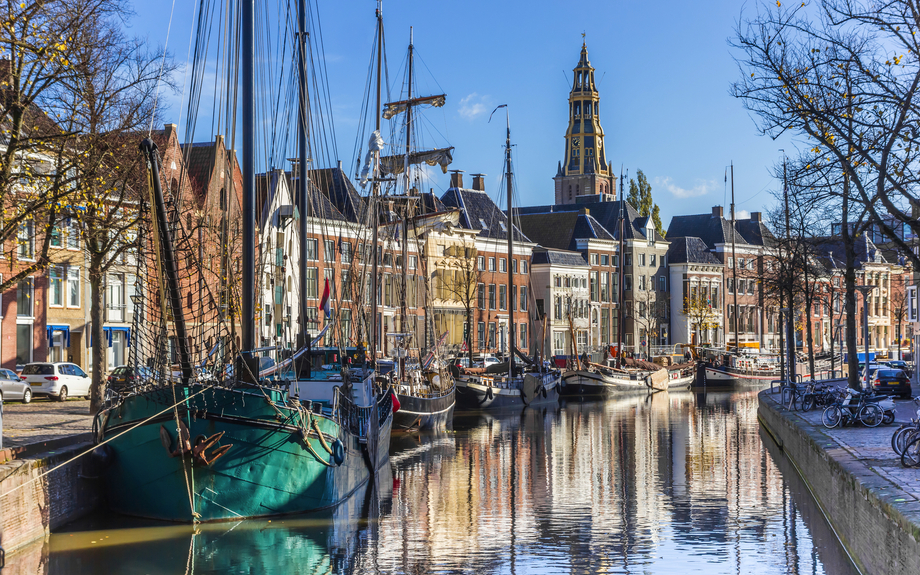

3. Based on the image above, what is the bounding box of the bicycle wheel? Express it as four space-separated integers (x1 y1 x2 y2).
802 394 816 412
859 404 883 428
893 427 919 456
822 405 842 428
883 410 895 425
901 435 920 467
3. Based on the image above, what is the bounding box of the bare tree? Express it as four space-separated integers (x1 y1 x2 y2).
435 241 481 365
684 292 718 345
628 286 667 358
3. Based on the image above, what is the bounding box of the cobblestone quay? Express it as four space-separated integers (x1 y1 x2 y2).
758 388 920 575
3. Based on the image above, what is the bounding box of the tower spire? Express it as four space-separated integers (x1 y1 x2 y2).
554 42 612 205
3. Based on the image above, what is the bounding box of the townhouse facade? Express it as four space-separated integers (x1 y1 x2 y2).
530 247 590 357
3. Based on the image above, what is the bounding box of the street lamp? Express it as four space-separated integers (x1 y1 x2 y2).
833 321 844 380
855 284 876 390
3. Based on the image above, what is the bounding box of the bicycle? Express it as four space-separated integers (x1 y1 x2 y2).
781 382 809 411
802 383 838 412
822 388 884 428
892 398 920 457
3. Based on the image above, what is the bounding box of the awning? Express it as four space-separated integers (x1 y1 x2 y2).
89 326 131 348
46 325 71 347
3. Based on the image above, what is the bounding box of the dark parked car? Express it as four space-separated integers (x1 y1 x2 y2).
107 365 157 390
870 368 912 398
886 360 912 377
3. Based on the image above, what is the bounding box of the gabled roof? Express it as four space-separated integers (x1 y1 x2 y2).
807 235 888 267
515 211 615 252
266 171 347 224
735 218 777 248
667 237 721 265
516 199 665 243
531 247 589 267
440 187 531 243
309 166 368 224
666 211 748 249
180 141 217 200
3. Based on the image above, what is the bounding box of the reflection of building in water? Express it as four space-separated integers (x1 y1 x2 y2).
374 392 839 574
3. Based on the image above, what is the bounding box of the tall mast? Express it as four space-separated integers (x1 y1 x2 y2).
297 0 310 337
241 0 255 352
616 167 626 368
504 108 515 380
730 162 739 353
370 0 383 361
399 27 413 363
783 156 795 378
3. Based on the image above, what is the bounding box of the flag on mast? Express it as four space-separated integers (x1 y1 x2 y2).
319 278 332 318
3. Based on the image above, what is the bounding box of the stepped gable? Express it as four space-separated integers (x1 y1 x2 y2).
180 141 217 202
440 187 530 243
667 236 721 265
516 210 614 253
666 207 748 249
531 246 590 267
310 165 369 224
516 200 662 242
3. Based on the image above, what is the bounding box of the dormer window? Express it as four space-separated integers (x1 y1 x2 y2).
499 221 507 232
480 218 489 230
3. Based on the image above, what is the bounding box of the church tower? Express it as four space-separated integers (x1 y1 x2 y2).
554 43 615 205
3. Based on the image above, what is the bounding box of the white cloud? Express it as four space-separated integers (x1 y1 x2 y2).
654 176 715 199
735 209 751 219
458 93 489 121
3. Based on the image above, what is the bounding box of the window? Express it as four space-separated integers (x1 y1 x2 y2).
478 322 485 347
554 296 562 320
66 219 79 249
341 242 353 263
408 255 416 269
489 284 496 309
601 254 608 266
304 239 318 260
50 267 63 307
383 252 392 267
520 324 527 349
727 257 733 268
499 285 507 310
590 272 599 301
478 283 485 309
612 255 619 267
341 270 352 301
591 254 598 265
747 280 754 295
624 274 632 291
17 278 33 317
738 258 745 269
520 286 528 311
51 224 62 247
512 259 518 274
727 277 734 293
600 272 608 301
659 276 666 292
478 256 485 271
499 258 506 273
324 240 336 262
650 254 656 267
638 253 646 266
625 253 632 266
16 324 31 366
67 267 80 308
489 257 496 272
639 275 646 291
305 268 318 298
521 260 528 274
488 323 496 348
17 221 34 260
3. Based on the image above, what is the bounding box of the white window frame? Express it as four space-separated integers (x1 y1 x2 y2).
49 266 64 307
67 266 81 308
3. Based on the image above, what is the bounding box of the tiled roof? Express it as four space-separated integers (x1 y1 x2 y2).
515 211 615 252
807 235 888 267
531 247 589 267
274 171 348 224
666 212 748 249
440 187 531 243
516 200 664 243
179 142 215 200
310 166 369 224
736 218 777 248
667 237 721 265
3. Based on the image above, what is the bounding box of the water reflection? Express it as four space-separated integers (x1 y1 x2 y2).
45 390 855 574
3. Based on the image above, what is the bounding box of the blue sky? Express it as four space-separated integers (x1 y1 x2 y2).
129 0 795 229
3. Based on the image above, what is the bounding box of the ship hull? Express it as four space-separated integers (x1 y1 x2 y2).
454 372 560 410
698 365 779 387
392 387 455 430
96 385 392 523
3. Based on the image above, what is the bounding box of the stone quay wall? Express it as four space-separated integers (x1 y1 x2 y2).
0 441 103 556
758 390 920 575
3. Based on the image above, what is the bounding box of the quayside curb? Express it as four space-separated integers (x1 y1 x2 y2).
758 390 920 575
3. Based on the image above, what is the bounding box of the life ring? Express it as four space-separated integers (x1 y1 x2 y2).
331 439 346 466
486 386 494 400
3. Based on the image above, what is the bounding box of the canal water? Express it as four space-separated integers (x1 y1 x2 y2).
49 390 858 574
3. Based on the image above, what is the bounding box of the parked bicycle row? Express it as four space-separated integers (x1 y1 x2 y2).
779 382 896 428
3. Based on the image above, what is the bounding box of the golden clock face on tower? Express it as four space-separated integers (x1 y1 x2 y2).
572 137 580 147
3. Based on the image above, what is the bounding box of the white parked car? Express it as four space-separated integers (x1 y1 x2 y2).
474 356 501 368
0 367 32 403
20 362 91 401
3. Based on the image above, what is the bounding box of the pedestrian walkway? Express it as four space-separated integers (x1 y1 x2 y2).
2 399 93 448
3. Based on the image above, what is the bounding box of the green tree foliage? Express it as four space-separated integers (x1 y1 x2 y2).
627 170 665 237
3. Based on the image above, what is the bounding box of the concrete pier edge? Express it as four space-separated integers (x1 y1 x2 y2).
758 389 920 575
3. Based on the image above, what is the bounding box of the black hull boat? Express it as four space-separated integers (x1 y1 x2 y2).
393 387 456 430
454 372 560 410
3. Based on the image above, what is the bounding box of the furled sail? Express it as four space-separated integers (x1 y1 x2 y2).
382 94 446 119
359 130 385 187
380 146 454 175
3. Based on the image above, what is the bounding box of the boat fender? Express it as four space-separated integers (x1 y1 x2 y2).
391 391 401 413
88 444 115 474
541 386 548 399
486 386 494 400
331 439 346 466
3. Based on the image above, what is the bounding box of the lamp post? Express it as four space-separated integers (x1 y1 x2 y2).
833 321 844 380
855 284 876 390
780 307 793 383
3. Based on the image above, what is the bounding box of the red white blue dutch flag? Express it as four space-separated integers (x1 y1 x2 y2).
319 278 332 318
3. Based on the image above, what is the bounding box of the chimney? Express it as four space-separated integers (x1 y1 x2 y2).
471 173 486 191
164 123 177 140
712 206 723 218
580 208 590 215
750 211 762 222
449 170 464 189
337 160 342 172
